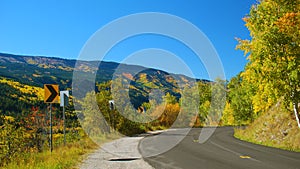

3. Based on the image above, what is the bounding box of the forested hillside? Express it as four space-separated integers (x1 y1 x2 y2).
0 53 208 109
0 77 43 116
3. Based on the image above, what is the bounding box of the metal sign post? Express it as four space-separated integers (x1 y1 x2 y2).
60 91 69 146
44 84 59 153
63 105 66 146
50 103 53 152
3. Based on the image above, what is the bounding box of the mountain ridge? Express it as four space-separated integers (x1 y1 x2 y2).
0 52 209 81
0 52 210 108
0 52 210 84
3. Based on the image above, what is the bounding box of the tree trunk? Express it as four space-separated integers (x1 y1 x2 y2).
293 102 300 128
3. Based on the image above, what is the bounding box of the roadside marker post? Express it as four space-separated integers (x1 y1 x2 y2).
44 84 59 152
109 100 115 132
109 100 114 110
60 90 69 146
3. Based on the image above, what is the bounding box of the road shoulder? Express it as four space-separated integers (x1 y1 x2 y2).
79 137 154 169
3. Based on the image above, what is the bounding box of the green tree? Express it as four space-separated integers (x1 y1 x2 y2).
221 102 235 126
180 84 200 127
197 81 212 124
207 78 226 126
110 78 147 135
236 0 300 127
228 73 255 125
96 81 116 131
80 92 110 137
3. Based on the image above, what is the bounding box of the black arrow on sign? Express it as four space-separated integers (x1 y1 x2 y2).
46 85 58 102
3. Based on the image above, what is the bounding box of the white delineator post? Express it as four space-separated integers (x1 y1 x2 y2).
293 103 300 128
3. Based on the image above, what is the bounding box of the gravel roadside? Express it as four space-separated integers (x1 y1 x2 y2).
79 137 154 169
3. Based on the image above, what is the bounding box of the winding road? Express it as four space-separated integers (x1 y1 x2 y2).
139 127 300 169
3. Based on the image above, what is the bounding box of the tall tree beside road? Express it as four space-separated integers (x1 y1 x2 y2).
197 82 212 125
227 73 255 125
204 79 226 126
80 91 110 137
236 0 300 127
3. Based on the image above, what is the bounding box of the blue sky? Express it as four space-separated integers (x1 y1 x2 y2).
0 0 256 80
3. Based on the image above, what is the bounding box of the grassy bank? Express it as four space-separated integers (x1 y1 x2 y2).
1 131 122 169
1 136 97 169
234 103 300 152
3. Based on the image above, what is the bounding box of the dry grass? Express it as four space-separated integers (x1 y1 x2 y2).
1 136 97 169
1 135 108 169
234 102 300 152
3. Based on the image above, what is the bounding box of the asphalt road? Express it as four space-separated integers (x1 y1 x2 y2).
139 127 300 169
